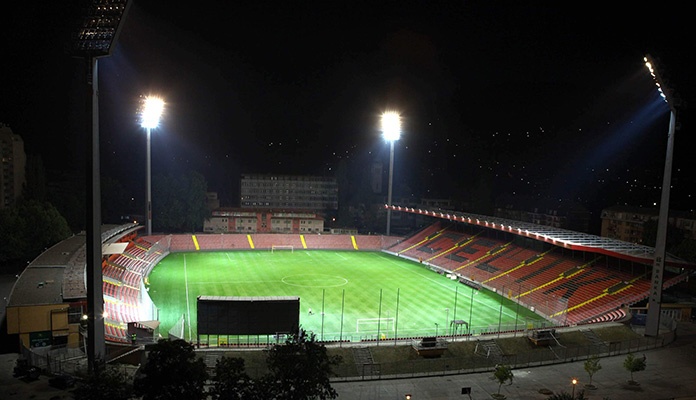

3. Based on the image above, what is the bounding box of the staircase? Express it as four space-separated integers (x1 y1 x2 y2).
474 339 503 362
580 328 609 350
353 347 380 377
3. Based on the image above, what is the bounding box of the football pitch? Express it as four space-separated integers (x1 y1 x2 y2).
147 250 546 343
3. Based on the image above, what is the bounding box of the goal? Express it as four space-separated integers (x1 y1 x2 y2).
356 317 395 333
271 245 294 253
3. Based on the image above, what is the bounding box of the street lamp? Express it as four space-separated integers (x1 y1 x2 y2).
140 96 164 236
643 54 679 337
571 378 578 398
381 111 401 236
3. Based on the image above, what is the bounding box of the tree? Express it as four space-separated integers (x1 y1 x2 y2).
152 171 210 232
101 176 130 224
642 219 684 253
0 205 26 263
491 364 514 398
672 238 696 263
181 171 210 232
46 171 85 232
73 364 134 400
623 353 646 384
583 355 602 388
22 154 47 202
134 339 208 400
263 328 342 400
209 356 258 400
18 200 72 258
0 200 71 266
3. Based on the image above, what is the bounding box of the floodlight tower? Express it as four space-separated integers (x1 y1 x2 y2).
68 0 131 373
140 96 165 236
382 112 401 236
643 54 679 337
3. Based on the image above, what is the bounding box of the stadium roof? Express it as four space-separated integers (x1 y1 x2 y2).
8 224 141 307
388 205 695 269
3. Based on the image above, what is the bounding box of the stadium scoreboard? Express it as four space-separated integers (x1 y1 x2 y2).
197 296 300 335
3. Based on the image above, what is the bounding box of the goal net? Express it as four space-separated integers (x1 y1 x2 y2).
168 314 185 341
271 245 294 253
356 317 395 333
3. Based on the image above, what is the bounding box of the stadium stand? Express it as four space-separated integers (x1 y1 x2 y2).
302 233 354 249
196 234 231 250
250 233 304 249
8 214 693 353
387 221 443 254
355 234 394 250
382 220 691 326
84 223 695 343
169 234 197 251
165 233 394 252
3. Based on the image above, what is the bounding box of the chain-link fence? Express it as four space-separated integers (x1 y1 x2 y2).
330 325 675 381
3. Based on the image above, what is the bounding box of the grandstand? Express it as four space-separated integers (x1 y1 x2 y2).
385 206 694 324
5 207 695 365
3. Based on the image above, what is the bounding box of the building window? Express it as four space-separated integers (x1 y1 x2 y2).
68 306 83 324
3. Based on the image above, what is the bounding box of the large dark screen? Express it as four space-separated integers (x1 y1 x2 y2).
197 296 300 335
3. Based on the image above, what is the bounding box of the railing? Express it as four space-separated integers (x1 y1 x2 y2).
329 326 676 381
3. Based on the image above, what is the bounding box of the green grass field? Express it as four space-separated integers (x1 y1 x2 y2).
147 250 546 343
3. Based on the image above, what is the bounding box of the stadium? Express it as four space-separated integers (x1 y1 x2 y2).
5 204 695 376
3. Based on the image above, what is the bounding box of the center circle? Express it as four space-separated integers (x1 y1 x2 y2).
281 274 348 288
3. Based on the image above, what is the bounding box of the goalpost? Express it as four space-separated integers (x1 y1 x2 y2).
168 314 186 341
271 245 294 253
356 317 395 333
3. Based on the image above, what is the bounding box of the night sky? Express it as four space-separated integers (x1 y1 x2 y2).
2 2 695 224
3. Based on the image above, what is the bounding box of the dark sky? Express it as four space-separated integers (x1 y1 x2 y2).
2 1 695 219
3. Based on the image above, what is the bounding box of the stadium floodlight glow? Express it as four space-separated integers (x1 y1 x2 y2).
382 111 401 236
381 111 401 142
643 54 679 337
140 96 165 237
644 55 681 113
140 96 165 129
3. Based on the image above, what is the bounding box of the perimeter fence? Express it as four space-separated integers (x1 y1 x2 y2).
333 321 677 381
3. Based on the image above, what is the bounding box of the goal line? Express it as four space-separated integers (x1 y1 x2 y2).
356 317 395 333
271 245 294 253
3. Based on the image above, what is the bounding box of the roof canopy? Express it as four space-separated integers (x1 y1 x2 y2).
388 205 694 268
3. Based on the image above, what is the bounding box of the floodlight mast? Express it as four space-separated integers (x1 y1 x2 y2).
643 54 678 337
69 0 131 374
140 96 164 236
382 112 401 236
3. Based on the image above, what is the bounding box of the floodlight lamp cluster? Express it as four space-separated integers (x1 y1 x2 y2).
70 0 131 56
140 96 165 129
381 111 401 142
644 54 678 112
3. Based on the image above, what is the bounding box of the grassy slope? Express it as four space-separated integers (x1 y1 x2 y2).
228 324 646 379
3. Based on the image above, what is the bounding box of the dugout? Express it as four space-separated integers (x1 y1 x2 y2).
528 328 556 346
412 336 448 358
